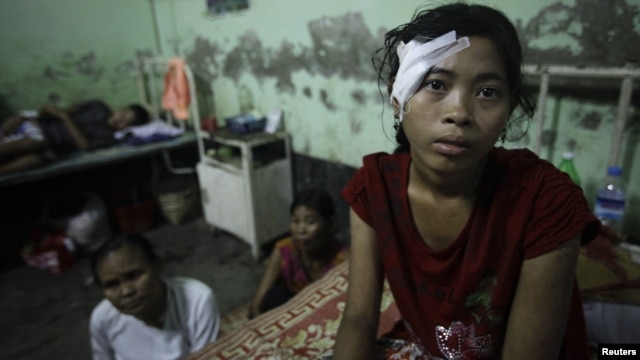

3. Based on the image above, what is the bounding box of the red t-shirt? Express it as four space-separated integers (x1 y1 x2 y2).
342 147 600 359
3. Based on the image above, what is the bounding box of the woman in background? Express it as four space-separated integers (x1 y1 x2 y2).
0 100 150 174
333 3 600 359
249 188 349 318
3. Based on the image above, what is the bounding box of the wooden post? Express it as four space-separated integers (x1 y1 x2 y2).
534 71 550 155
609 64 635 167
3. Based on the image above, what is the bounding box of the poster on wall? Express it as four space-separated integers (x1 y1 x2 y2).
207 0 249 15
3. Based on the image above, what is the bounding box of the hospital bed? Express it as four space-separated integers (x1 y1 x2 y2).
0 57 201 188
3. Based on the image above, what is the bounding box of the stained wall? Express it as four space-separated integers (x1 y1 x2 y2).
1 0 639 235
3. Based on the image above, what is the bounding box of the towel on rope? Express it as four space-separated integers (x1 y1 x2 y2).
162 58 191 121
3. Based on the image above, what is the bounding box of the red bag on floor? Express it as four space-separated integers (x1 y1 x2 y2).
21 227 76 274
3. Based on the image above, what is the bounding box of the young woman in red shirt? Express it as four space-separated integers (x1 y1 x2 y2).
333 3 600 359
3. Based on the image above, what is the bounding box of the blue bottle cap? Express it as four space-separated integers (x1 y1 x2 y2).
607 166 622 176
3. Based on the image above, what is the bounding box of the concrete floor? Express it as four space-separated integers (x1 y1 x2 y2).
0 217 265 360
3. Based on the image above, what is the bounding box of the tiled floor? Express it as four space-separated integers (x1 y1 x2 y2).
0 217 265 360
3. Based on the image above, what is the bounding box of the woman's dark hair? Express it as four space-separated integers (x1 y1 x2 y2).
91 233 158 287
127 104 151 126
375 3 534 150
290 188 336 221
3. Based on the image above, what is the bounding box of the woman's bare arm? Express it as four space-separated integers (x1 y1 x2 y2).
501 235 582 359
0 136 48 158
334 208 384 360
249 247 283 318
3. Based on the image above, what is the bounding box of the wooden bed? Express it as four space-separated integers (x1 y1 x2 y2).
0 57 200 188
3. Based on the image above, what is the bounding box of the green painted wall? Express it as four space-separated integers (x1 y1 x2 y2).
0 0 156 109
1 0 639 236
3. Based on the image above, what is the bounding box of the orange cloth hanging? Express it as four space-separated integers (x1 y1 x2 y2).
162 58 191 121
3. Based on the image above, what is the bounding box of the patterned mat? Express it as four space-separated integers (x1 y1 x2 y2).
188 262 400 360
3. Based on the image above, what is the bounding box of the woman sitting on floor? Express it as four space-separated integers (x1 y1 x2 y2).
249 188 349 318
90 233 220 360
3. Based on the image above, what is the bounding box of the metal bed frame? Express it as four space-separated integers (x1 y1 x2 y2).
0 57 200 187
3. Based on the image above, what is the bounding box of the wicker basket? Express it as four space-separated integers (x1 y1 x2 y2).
158 184 198 225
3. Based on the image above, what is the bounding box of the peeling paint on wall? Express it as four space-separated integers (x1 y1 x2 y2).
306 12 378 80
10 45 155 109
184 2 640 121
43 51 104 82
186 37 223 84
520 0 640 65
350 89 366 105
578 110 604 130
319 89 336 110
540 129 557 147
185 11 378 96
349 114 362 134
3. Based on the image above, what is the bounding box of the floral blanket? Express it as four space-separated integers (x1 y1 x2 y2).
187 261 401 360
577 226 640 305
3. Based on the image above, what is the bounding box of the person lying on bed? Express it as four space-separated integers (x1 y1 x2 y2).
332 3 601 360
0 100 150 175
249 188 349 318
90 233 220 360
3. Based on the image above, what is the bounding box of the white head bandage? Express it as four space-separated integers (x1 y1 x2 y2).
390 31 470 121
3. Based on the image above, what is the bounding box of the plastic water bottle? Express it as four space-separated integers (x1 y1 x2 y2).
557 151 581 186
594 166 626 233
